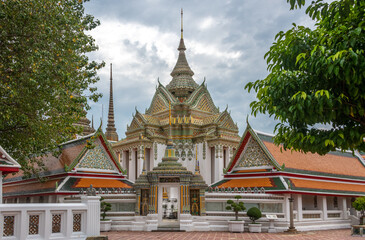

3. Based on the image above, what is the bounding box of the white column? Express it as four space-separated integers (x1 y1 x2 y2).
322 196 328 220
284 194 290 221
215 145 224 182
65 208 73 238
82 195 101 237
297 194 303 221
130 150 136 182
44 209 51 239
20 208 27 240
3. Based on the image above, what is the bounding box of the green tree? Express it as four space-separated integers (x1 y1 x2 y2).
245 0 365 155
226 195 246 221
0 0 104 176
352 196 365 225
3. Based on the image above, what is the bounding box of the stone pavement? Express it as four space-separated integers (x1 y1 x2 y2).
102 229 353 240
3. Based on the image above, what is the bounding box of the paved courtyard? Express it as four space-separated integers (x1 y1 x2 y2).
102 229 353 240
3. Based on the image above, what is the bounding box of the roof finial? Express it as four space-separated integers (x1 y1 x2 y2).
181 8 183 39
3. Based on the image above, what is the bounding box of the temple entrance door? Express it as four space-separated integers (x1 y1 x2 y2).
157 184 180 227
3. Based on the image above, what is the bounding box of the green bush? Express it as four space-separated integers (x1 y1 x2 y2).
100 197 112 221
226 195 246 221
247 207 262 224
353 196 365 225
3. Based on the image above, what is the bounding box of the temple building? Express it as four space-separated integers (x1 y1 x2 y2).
3 10 365 233
112 10 240 185
3 128 133 204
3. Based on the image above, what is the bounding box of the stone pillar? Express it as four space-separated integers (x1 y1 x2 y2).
322 196 328 220
81 195 101 237
297 194 303 221
342 197 348 219
285 194 297 233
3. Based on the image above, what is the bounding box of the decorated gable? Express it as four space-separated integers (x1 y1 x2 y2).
227 124 281 173
216 112 238 130
76 143 118 171
236 137 272 169
147 94 168 114
193 93 218 114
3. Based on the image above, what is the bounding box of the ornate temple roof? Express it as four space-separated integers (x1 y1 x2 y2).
166 9 199 99
213 122 365 196
3 128 130 198
0 146 21 174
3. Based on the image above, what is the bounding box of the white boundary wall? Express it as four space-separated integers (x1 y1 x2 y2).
0 196 100 240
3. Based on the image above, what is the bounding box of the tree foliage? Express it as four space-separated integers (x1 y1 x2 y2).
226 195 246 221
353 196 365 224
0 0 104 176
245 0 365 154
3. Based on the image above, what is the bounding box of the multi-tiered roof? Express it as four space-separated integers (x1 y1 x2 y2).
114 11 240 149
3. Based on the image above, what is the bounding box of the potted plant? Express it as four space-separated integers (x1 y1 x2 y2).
351 196 365 236
100 197 112 232
226 195 246 233
247 207 262 233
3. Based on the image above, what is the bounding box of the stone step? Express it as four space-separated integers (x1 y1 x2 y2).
153 227 185 232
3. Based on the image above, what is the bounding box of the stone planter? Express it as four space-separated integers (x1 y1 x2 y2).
248 223 262 233
228 220 245 233
100 219 112 232
351 225 365 237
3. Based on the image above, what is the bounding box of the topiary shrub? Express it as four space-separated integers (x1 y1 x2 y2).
100 197 112 221
353 196 365 225
226 195 246 221
247 207 262 224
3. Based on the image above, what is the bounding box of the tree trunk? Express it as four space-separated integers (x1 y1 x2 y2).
361 216 364 225
235 211 238 221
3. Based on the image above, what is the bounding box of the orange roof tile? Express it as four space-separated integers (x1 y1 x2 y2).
218 178 274 188
73 178 132 189
3 179 60 194
263 141 365 178
290 178 365 193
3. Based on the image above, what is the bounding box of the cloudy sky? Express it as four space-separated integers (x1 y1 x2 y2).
84 0 314 138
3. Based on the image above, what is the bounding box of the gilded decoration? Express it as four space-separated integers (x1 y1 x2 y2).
237 137 271 168
149 94 168 114
77 145 114 170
